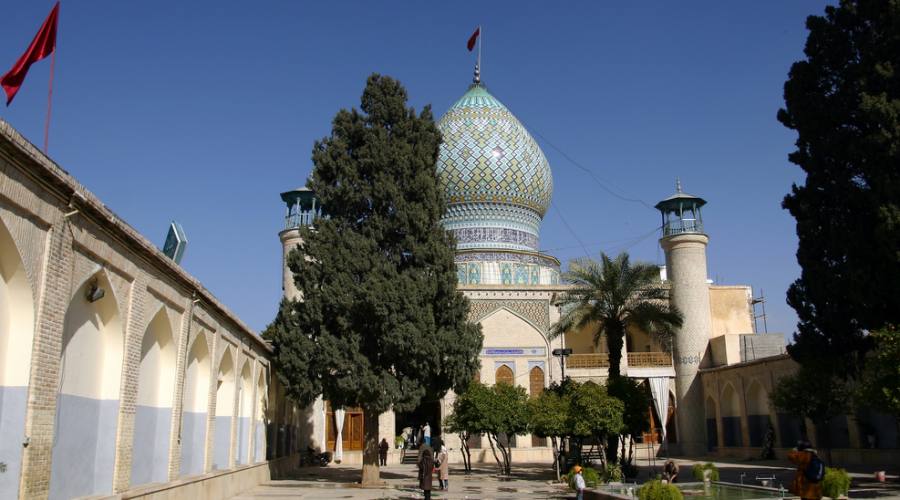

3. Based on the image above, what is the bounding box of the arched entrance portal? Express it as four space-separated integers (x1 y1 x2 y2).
395 400 441 449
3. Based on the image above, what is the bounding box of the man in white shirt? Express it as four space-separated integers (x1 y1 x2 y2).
423 422 432 447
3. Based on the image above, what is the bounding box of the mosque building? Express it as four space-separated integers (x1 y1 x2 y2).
278 73 853 463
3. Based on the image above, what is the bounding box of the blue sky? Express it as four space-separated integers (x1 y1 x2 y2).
1 1 830 338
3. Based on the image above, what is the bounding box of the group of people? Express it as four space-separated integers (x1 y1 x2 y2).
416 443 449 499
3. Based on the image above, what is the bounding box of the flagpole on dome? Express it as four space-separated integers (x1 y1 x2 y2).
478 24 482 84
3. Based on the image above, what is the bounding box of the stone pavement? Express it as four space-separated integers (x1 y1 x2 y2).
229 463 571 499
230 459 900 500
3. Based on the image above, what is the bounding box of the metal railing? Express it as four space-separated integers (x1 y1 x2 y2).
285 211 319 229
567 353 609 369
662 219 703 236
627 352 673 367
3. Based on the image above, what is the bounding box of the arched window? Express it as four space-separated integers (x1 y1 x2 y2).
495 365 514 386
529 366 544 397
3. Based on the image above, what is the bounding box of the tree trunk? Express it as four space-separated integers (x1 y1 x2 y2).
605 322 626 379
496 435 511 476
360 409 382 485
486 434 504 474
459 431 471 473
551 436 561 481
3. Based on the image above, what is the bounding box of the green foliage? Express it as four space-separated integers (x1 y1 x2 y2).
601 462 624 483
638 480 684 500
608 377 652 437
822 467 851 498
564 467 600 490
691 462 720 482
527 390 570 439
549 252 682 378
446 382 528 475
857 327 900 418
263 74 483 416
778 0 900 376
568 381 625 439
771 367 850 432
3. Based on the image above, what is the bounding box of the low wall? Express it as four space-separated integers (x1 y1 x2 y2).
85 454 299 500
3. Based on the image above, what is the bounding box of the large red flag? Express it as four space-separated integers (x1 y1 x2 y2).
467 26 480 52
1 2 60 106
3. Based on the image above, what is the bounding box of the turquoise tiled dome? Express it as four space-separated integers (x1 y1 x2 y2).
437 84 553 218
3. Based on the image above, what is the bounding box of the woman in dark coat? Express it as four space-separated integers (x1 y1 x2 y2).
417 446 434 499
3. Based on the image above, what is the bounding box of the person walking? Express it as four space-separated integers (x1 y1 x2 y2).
788 440 824 500
437 444 450 490
423 421 432 447
417 446 435 500
379 438 389 466
572 465 586 500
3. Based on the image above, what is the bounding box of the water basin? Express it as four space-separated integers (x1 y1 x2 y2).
593 482 795 500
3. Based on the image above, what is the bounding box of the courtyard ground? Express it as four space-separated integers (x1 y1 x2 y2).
229 458 900 499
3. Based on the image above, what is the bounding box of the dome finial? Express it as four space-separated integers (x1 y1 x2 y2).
473 62 480 84
675 177 683 193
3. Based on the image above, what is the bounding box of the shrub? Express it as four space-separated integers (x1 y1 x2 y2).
602 462 624 483
691 462 720 481
822 467 851 499
638 480 684 500
565 467 601 490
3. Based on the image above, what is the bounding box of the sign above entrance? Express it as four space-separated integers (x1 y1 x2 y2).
482 347 545 357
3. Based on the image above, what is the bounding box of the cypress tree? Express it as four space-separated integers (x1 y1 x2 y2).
778 0 900 375
265 74 482 484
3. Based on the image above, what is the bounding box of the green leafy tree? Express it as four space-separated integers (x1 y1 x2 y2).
527 390 570 479
264 74 482 484
568 381 625 469
778 0 900 376
549 252 682 379
483 383 530 476
771 366 850 464
856 327 900 439
607 377 651 466
445 382 492 473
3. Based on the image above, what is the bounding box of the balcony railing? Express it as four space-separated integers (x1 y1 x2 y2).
285 210 320 230
663 219 703 236
627 352 673 368
567 353 609 369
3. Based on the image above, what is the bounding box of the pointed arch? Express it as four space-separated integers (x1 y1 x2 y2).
254 367 268 462
131 306 177 486
213 346 236 470
529 366 544 397
720 383 742 447
179 332 210 477
236 360 253 465
746 380 770 446
50 269 124 500
495 364 514 386
0 216 35 499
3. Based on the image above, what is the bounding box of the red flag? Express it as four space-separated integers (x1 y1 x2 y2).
1 2 60 106
467 27 480 52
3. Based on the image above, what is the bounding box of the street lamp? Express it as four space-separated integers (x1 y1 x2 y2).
551 348 573 381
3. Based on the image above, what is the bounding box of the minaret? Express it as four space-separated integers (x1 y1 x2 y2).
655 179 711 456
278 187 320 300
277 186 327 450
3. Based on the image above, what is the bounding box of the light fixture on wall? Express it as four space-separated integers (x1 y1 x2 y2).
86 279 105 303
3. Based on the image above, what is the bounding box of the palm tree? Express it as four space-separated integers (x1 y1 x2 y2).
550 252 683 379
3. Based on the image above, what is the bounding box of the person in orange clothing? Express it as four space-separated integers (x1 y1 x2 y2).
787 440 824 500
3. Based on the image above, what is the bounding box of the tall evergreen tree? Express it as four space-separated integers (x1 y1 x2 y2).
264 74 482 484
778 0 900 375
